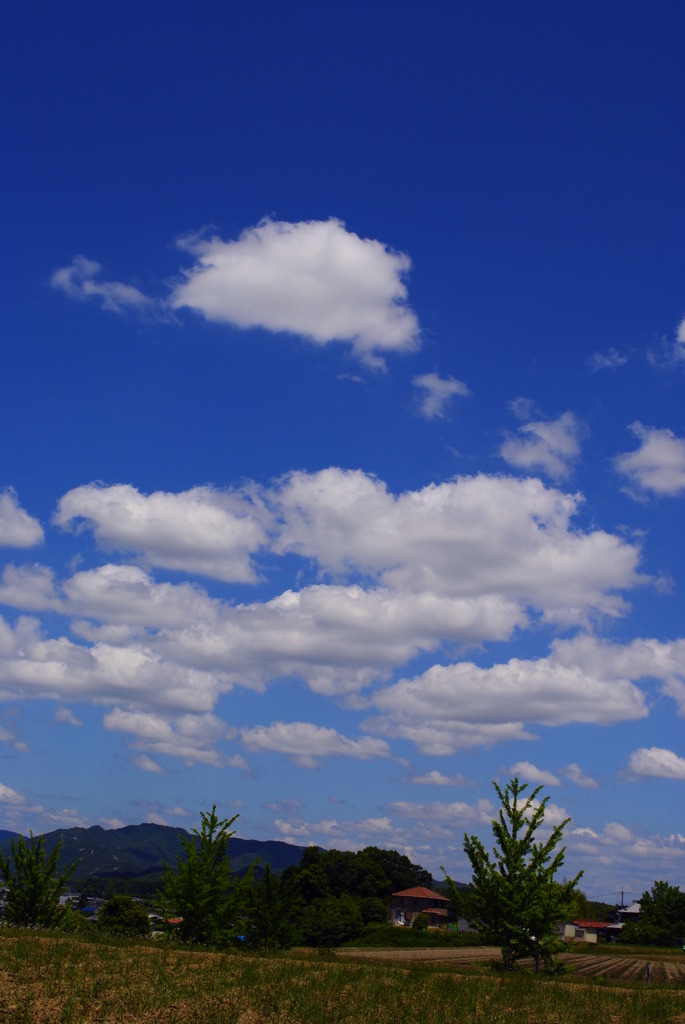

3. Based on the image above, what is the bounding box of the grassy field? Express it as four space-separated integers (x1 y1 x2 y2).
2 930 685 1023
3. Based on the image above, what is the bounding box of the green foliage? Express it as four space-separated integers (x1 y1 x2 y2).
572 891 615 921
278 843 433 947
412 911 429 931
99 894 151 937
299 893 364 949
160 805 248 946
245 863 302 951
454 777 582 971
0 832 79 928
359 895 388 925
619 880 685 947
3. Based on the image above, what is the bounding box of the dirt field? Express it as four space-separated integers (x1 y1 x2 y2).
337 945 685 982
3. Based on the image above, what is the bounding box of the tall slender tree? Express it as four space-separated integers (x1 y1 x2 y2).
161 806 248 946
450 777 582 971
0 832 79 928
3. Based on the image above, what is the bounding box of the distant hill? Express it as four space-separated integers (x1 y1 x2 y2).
0 829 20 846
0 822 307 891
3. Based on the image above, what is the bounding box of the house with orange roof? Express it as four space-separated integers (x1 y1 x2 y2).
388 885 449 927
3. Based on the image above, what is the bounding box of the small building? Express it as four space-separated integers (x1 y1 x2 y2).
388 886 449 927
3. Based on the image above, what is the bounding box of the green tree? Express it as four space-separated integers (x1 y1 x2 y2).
452 777 582 971
245 863 302 951
299 893 364 949
620 880 685 947
0 832 79 928
160 805 247 946
99 894 152 938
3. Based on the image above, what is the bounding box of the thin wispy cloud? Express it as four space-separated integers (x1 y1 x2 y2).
51 256 153 315
561 763 598 789
412 373 470 419
587 347 627 371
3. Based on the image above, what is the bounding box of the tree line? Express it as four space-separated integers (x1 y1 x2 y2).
4 781 682 966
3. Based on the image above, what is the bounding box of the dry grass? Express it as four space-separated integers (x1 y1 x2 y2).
2 930 685 1023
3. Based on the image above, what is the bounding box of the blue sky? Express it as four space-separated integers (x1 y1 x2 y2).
2 0 685 901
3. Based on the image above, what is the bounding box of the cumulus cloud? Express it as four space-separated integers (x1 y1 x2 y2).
508 761 561 786
171 218 420 365
0 469 663 771
55 483 268 582
628 747 685 780
51 256 153 314
241 721 391 767
500 411 584 480
272 468 642 625
614 423 685 497
364 637 652 755
103 708 233 767
412 373 470 419
0 490 43 548
0 564 60 611
586 347 628 371
63 564 218 628
561 763 598 788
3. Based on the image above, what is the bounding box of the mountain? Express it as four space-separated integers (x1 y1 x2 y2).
0 822 307 891
0 829 20 846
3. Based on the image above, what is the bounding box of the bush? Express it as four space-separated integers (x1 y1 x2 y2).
99 895 151 938
412 912 429 931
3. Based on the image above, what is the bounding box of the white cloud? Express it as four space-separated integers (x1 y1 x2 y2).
561 763 598 788
508 761 561 786
386 798 494 826
410 770 474 787
100 817 126 829
628 747 685 780
0 722 29 752
0 564 60 612
51 255 153 314
273 468 642 625
614 423 685 497
240 721 391 767
132 753 164 774
586 347 628 371
55 483 268 582
412 373 470 419
55 707 82 727
0 781 25 804
171 218 420 365
0 491 43 548
500 411 584 480
42 808 88 827
648 318 685 367
103 707 232 767
365 638 651 755
63 563 218 628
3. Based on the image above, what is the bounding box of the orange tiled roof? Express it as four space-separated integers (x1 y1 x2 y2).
391 886 448 901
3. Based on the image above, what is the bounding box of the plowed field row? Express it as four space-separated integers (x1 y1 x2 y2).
337 946 685 981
